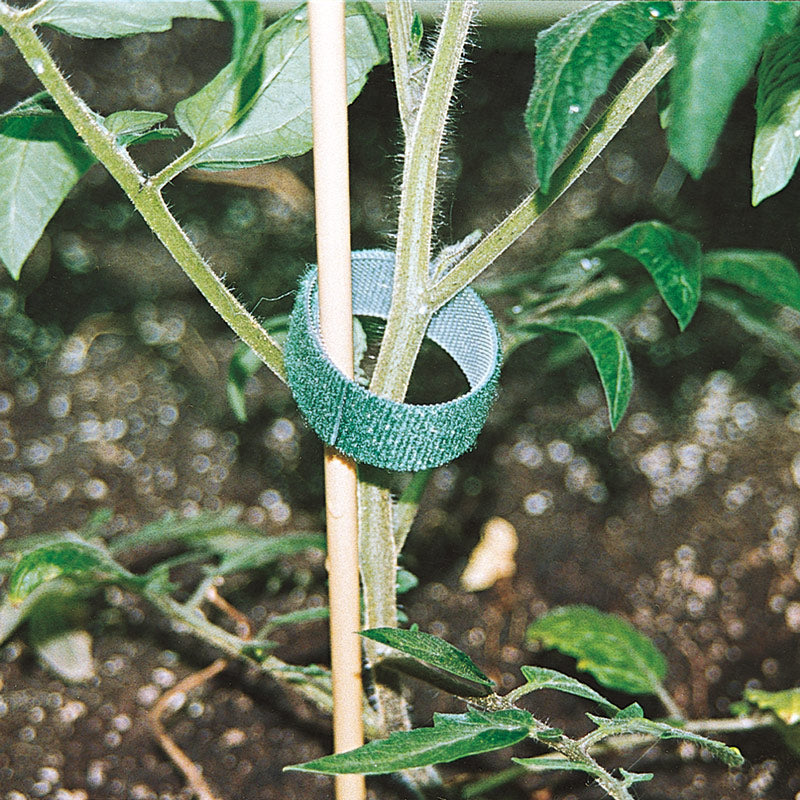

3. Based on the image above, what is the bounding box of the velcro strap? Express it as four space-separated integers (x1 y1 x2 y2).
284 249 501 471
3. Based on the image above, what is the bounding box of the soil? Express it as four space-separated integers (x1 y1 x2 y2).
2 12 800 800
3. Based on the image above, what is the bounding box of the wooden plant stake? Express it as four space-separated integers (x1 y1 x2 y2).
308 3 366 800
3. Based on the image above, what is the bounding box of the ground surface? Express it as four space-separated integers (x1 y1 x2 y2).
1 12 800 800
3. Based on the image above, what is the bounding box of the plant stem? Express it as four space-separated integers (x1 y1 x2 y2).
385 0 418 139
142 587 383 738
354 13 477 793
358 476 402 715
369 0 477 401
524 724 635 800
430 42 676 308
355 4 476 757
0 5 285 382
149 140 212 190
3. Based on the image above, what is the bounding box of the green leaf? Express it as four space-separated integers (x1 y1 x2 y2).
222 1 266 70
110 509 323 582
703 249 800 312
0 91 57 119
668 2 798 179
103 110 178 147
0 581 55 645
258 605 329 637
0 102 95 279
32 0 224 38
214 532 325 575
753 29 800 204
7 537 136 603
702 285 800 361
104 110 168 136
513 754 602 778
765 2 800 35
286 709 533 774
526 1 673 193
127 516 325 577
586 711 744 767
360 627 494 690
410 11 424 61
28 596 95 682
745 687 800 725
594 221 701 330
537 727 564 741
215 0 268 132
526 316 633 430
109 507 243 551
396 567 419 595
227 342 263 422
175 3 389 171
615 702 644 720
527 605 667 696
516 665 620 715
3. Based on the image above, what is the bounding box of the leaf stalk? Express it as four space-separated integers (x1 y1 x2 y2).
431 42 677 308
0 6 286 382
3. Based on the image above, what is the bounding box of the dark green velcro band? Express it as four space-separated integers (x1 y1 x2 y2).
284 249 501 472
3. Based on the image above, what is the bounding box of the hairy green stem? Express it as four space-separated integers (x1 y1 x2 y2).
431 42 676 308
358 475 398 653
370 0 477 400
385 0 418 139
149 140 215 190
0 5 285 382
525 725 635 800
355 7 477 783
142 586 383 738
354 10 477 769
464 710 774 799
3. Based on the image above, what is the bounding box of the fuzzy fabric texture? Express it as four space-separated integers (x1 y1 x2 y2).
284 249 501 471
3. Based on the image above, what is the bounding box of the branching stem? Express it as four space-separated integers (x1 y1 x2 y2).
0 9 711 799
369 0 477 401
356 8 477 767
385 0 418 139
431 42 676 308
0 5 285 382
141 585 384 739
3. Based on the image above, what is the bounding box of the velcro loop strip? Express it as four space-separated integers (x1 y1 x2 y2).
284 249 501 471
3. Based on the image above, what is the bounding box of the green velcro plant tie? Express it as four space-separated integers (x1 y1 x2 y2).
284 249 501 472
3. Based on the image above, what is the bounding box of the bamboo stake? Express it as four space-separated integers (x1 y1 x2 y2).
308 4 366 800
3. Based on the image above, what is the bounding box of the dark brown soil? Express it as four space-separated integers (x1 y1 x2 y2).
2 12 800 800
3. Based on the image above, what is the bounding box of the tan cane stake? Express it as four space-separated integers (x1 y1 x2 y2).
308 3 366 799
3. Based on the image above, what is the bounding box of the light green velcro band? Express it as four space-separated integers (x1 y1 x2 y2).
284 249 501 472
